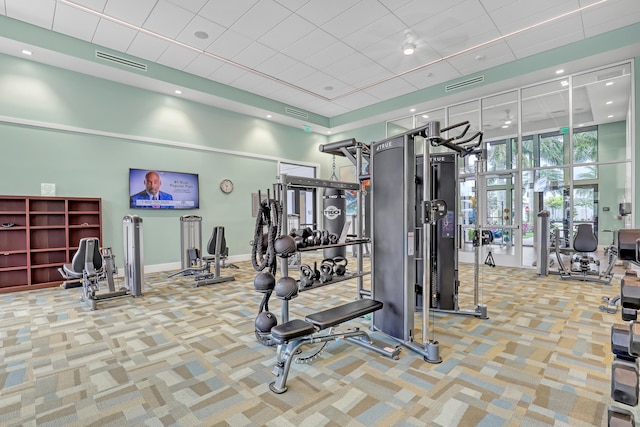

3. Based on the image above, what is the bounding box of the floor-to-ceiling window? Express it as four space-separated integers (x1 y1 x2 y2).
386 61 634 268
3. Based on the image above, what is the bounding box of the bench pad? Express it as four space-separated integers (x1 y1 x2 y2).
305 299 382 330
270 319 315 342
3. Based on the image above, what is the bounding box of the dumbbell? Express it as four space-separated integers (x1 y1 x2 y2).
622 270 640 309
612 356 639 406
608 407 635 427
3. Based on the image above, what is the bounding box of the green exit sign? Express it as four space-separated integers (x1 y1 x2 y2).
560 126 569 133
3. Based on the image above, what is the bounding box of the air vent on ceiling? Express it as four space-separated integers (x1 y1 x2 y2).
445 75 484 92
285 107 309 119
95 50 147 71
597 69 623 81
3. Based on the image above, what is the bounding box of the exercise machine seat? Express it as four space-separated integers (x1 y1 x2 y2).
270 319 315 342
573 224 598 253
205 226 228 258
305 299 383 330
63 238 102 278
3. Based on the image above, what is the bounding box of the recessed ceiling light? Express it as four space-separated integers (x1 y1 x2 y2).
174 89 182 95
606 81 614 86
402 42 416 56
501 125 509 129
410 108 416 112
475 55 485 61
608 115 614 118
327 131 331 134
21 49 32 56
606 101 612 105
505 120 512 125
560 80 569 87
194 31 209 39
556 69 564 74
422 115 429 119
266 115 272 118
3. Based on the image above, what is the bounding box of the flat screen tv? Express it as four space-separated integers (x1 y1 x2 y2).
129 168 199 210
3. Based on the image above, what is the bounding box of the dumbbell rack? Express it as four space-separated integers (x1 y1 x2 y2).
275 174 370 323
609 269 640 426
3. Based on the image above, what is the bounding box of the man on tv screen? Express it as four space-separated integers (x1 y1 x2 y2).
130 171 174 209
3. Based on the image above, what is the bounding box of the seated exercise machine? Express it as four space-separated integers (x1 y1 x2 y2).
59 237 142 310
169 216 235 287
553 223 616 285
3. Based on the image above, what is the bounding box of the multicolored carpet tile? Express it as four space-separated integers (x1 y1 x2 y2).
0 258 629 426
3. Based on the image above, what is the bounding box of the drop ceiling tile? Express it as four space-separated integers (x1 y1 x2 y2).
231 42 277 69
581 0 640 38
176 15 226 50
127 31 171 62
446 40 516 75
302 41 357 70
377 0 414 11
157 43 200 70
166 0 207 13
296 0 359 27
231 0 290 40
321 1 389 39
92 18 137 51
394 0 466 28
5 0 55 29
53 3 100 42
208 62 247 85
205 29 253 60
362 77 418 101
275 61 316 85
69 0 107 12
488 0 580 35
272 0 310 12
282 28 337 62
332 90 381 111
341 13 406 51
401 61 463 89
143 1 194 39
255 52 298 76
104 0 157 26
258 13 315 52
506 15 583 59
479 0 514 12
321 52 377 79
198 0 259 28
295 70 352 95
183 53 224 78
229 71 281 95
427 14 500 57
338 62 393 88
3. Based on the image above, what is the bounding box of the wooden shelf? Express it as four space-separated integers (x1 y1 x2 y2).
0 195 102 293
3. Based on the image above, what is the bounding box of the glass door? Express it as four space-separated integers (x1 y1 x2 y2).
483 171 521 267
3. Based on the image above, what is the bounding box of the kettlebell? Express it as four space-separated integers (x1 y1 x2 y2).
300 264 315 288
333 256 348 276
319 258 335 284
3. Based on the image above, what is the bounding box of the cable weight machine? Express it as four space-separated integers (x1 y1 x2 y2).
370 120 483 363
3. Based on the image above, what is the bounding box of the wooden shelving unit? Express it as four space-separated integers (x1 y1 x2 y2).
0 195 102 293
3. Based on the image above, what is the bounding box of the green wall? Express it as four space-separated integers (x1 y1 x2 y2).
0 53 332 268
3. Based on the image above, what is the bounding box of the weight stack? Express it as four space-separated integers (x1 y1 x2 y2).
322 187 346 259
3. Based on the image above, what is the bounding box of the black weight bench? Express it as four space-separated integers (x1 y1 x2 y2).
268 299 400 393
